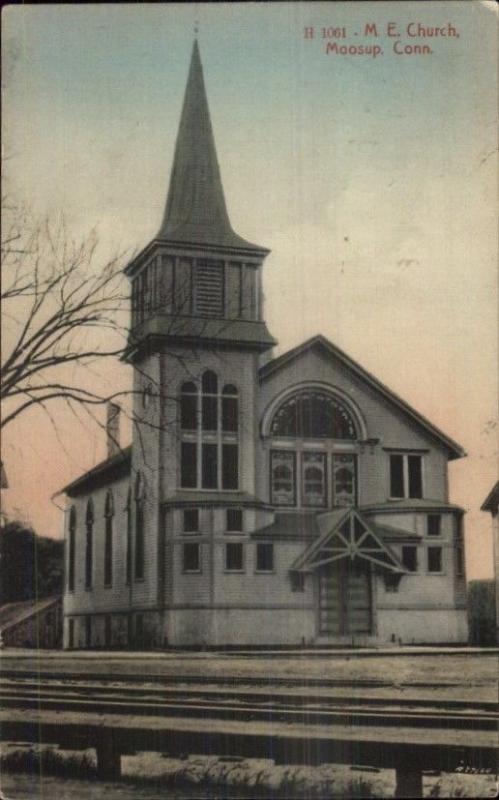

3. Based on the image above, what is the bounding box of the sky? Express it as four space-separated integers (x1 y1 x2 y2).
1 2 497 581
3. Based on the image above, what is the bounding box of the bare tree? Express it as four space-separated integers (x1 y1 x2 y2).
1 198 132 432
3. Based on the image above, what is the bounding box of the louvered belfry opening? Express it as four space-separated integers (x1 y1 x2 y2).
195 259 224 316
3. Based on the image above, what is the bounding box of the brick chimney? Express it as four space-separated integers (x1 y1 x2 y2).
106 403 120 459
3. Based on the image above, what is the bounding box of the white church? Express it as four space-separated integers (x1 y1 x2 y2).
62 42 468 649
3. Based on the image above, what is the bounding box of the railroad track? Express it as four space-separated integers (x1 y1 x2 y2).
1 674 497 733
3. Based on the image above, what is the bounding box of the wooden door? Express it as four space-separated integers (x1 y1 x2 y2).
318 558 371 636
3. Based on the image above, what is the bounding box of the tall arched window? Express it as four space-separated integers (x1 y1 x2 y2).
104 490 114 587
68 506 76 592
125 487 132 585
269 390 358 509
179 372 239 490
85 499 94 590
134 473 145 581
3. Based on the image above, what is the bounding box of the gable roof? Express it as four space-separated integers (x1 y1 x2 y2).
290 507 408 574
260 335 465 460
62 446 132 497
481 481 499 515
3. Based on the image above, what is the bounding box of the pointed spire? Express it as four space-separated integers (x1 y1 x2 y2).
158 41 264 251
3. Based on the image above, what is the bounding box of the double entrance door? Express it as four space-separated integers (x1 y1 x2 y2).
318 558 372 637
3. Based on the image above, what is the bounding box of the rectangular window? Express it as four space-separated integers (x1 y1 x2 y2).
402 545 418 572
195 259 224 316
427 514 441 537
202 443 218 489
183 542 200 572
68 529 75 592
242 265 256 319
291 572 305 592
332 454 357 507
135 502 144 580
225 542 244 572
226 508 243 532
302 452 327 508
104 518 113 587
104 616 112 648
183 509 199 533
181 442 197 488
126 504 132 584
222 444 238 490
408 455 423 498
456 542 465 578
68 619 74 649
427 546 443 573
389 453 423 499
270 450 296 506
256 542 274 572
390 455 404 498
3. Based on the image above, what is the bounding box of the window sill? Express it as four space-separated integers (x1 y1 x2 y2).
134 577 146 583
224 569 245 574
255 570 275 575
104 584 113 590
183 570 202 575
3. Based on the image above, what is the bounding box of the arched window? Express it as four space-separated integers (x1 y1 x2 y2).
125 488 132 585
179 372 239 491
68 507 76 592
104 490 114 587
134 473 145 581
85 499 94 590
269 390 358 509
270 391 357 440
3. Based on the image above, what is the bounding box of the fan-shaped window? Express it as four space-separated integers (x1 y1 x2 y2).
85 499 94 590
68 507 76 592
270 391 357 440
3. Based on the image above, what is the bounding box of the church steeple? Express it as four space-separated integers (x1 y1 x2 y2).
158 41 263 252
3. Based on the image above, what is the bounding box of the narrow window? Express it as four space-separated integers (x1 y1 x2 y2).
68 619 74 649
183 509 199 533
183 542 200 572
202 371 218 431
390 455 404 498
181 442 197 488
270 451 296 506
135 613 144 647
256 543 274 572
225 542 244 571
222 444 238 490
226 508 242 532
85 500 94 590
195 259 224 316
402 545 418 572
428 546 442 573
202 443 218 489
408 455 423 498
222 385 238 432
126 489 132 584
180 382 197 430
332 454 357 507
68 506 76 592
302 452 327 508
427 514 441 537
104 490 114 587
135 473 145 581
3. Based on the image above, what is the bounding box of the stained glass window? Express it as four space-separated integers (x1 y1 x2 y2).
270 391 356 440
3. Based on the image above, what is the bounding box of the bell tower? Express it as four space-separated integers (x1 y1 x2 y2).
123 41 276 632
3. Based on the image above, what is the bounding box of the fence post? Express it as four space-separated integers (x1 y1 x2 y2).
395 763 423 798
95 730 121 780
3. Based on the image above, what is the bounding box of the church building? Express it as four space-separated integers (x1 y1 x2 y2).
62 42 468 648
